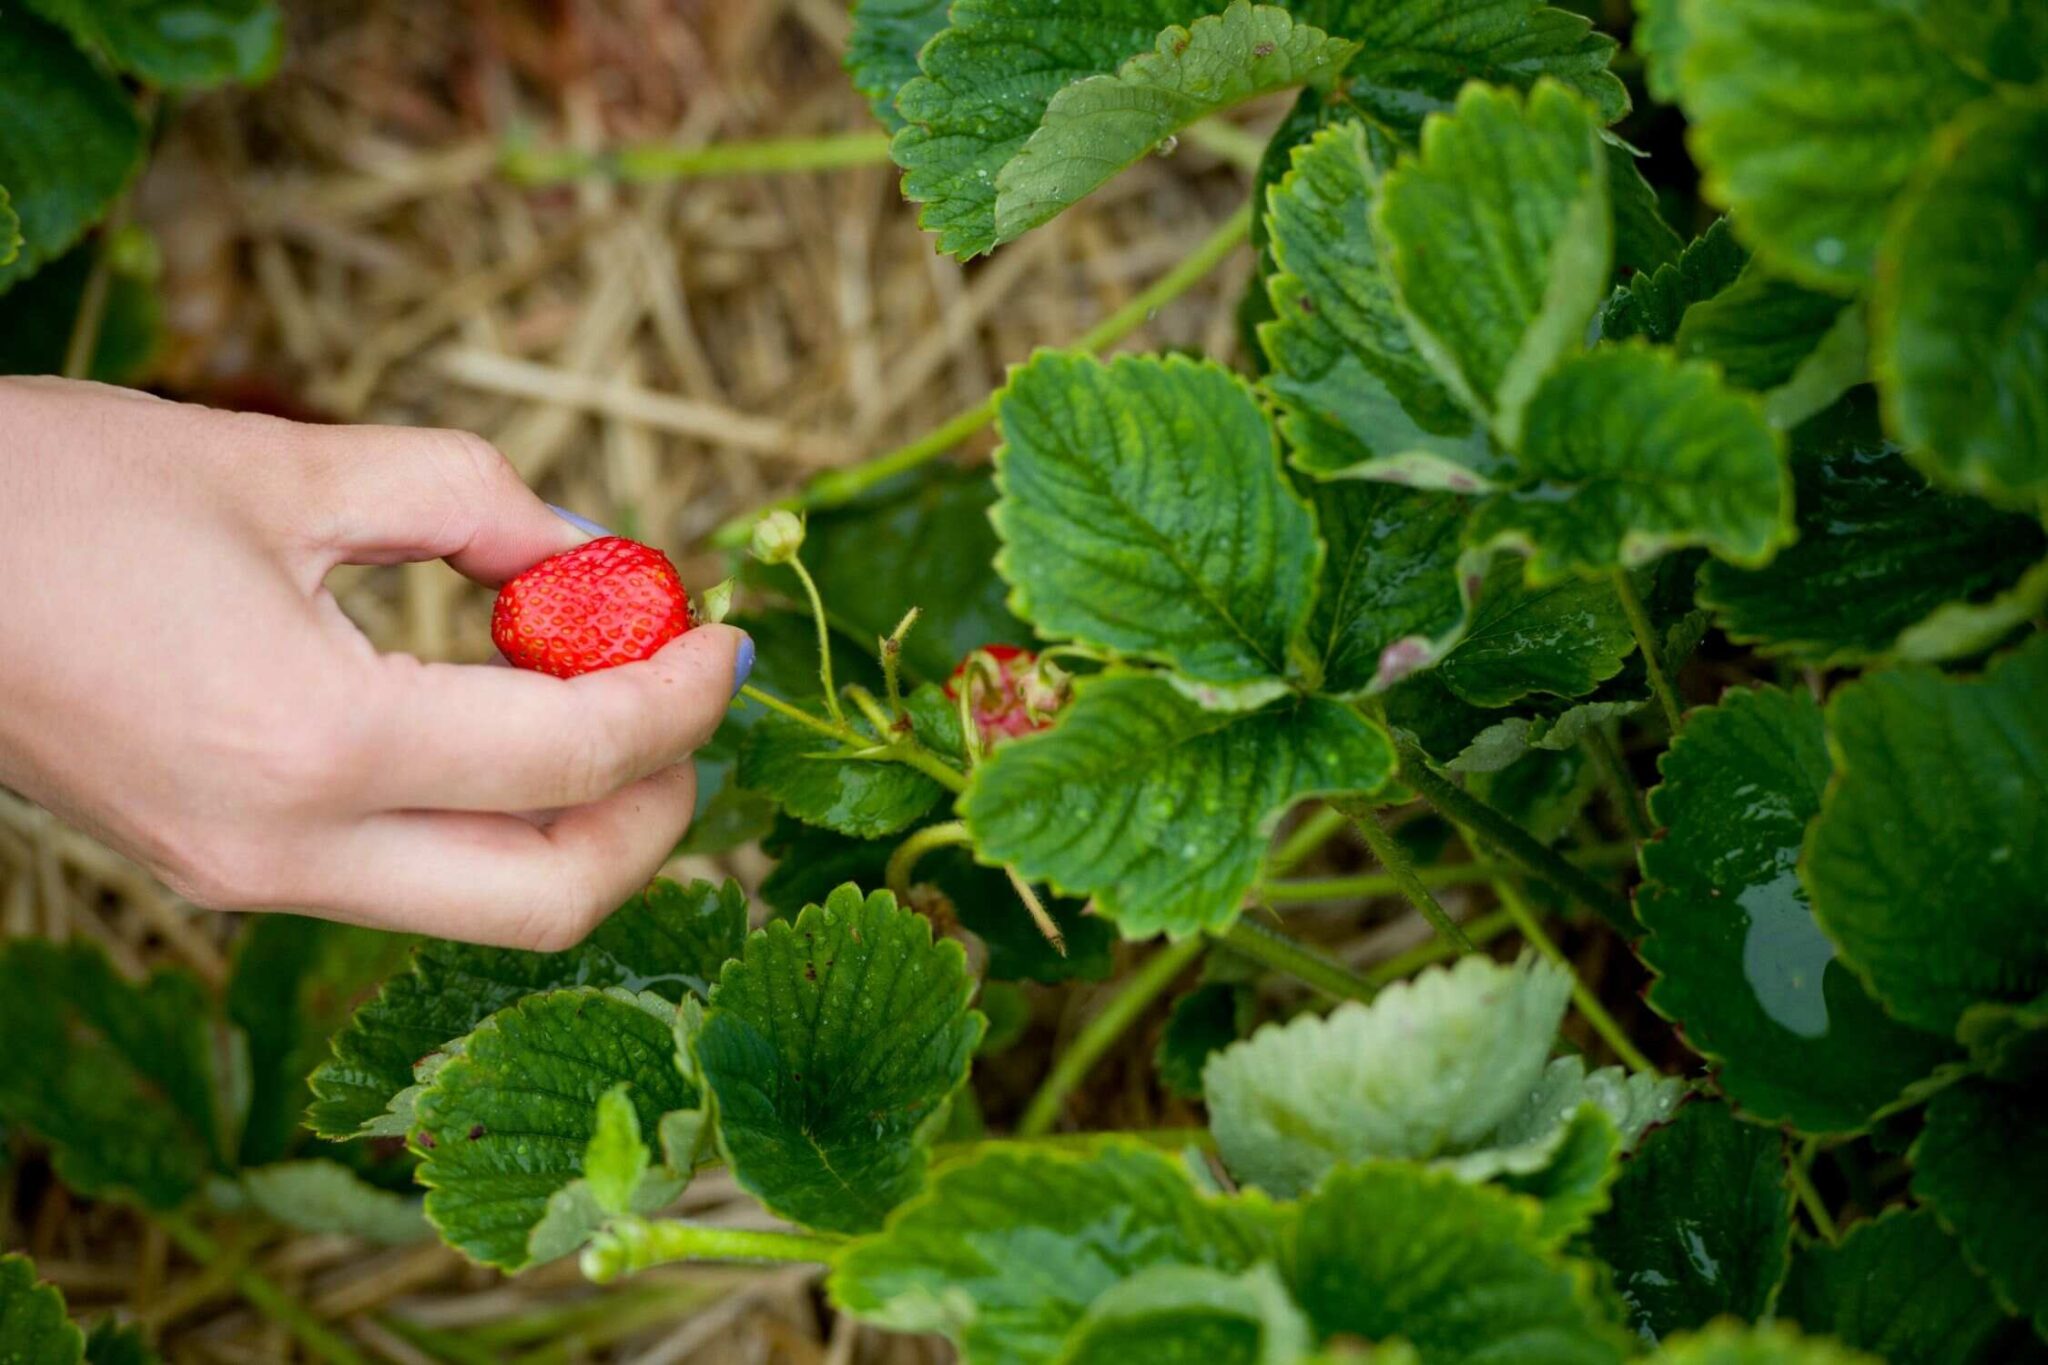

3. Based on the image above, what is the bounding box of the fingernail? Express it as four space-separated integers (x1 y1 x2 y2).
548 504 612 539
731 634 755 699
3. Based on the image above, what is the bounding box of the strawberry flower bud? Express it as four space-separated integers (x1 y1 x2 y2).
749 510 806 565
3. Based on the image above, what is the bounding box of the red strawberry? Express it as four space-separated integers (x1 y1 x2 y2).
492 536 693 678
945 645 1067 746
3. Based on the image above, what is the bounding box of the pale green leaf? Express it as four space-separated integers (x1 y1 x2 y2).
1699 395 2047 669
0 1254 84 1365
1648 1323 1883 1365
1911 1079 2048 1334
310 878 745 1139
1780 1207 2012 1365
736 684 961 837
1305 480 1471 696
1638 685 1958 1136
963 673 1395 937
1587 1101 1791 1343
1293 1164 1629 1365
0 17 145 293
23 0 281 88
1675 0 1990 290
527 1082 689 1266
1376 79 1610 449
583 1083 652 1215
1631 0 1686 105
696 885 983 1234
1874 88 2048 508
1804 635 2048 1035
412 989 696 1270
847 0 950 132
829 1141 1286 1365
1054 1264 1310 1365
1600 217 1749 345
1466 344 1791 583
993 351 1319 697
1258 121 1504 489
994 3 1356 243
0 940 236 1209
240 1160 429 1246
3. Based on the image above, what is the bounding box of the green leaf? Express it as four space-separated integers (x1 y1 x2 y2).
964 673 1395 937
1647 1322 1884 1365
0 1254 84 1365
0 238 163 384
1466 345 1791 583
227 915 413 1166
1156 981 1254 1100
1911 1079 2048 1335
1434 566 1635 707
1375 79 1610 449
1874 88 2048 509
696 885 983 1234
240 1160 429 1246
582 1082 652 1215
23 0 282 88
1957 990 2048 1084
1631 0 1686 106
1600 217 1749 345
1387 673 1644 774
1587 1101 1791 1343
1672 263 1855 396
0 186 20 268
1293 1163 1628 1365
893 0 1211 258
0 940 235 1208
412 989 696 1270
1466 744 1600 846
1699 396 2048 669
1258 121 1501 489
525 1080 690 1264
1779 1207 2011 1365
846 0 950 132
1606 143 1684 277
993 3 1356 243
1637 685 1958 1136
82 1323 159 1365
993 351 1319 698
829 1140 1285 1365
309 878 744 1139
1804 635 2048 1035
1055 1263 1310 1365
1306 480 1471 696
0 17 145 294
1205 954 1571 1197
1674 0 1990 290
736 685 960 838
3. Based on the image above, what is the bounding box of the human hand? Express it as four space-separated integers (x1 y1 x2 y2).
0 377 752 948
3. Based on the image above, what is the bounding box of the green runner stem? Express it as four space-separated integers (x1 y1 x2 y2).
1336 798 1476 954
581 1218 847 1283
1215 916 1379 1003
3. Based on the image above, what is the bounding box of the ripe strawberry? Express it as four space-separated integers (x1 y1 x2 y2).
492 536 693 678
944 644 1067 746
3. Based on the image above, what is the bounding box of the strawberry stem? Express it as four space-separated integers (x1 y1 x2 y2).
784 552 843 724
885 821 974 903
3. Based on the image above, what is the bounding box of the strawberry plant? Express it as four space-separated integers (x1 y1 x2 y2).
5 1 2048 1362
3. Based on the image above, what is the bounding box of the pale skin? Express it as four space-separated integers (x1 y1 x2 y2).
0 377 751 950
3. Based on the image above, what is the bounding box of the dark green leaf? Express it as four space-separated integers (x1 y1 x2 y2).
0 940 234 1208
23 0 281 88
1600 217 1749 345
1375 79 1610 449
1699 396 2048 668
1587 1101 1791 1343
309 878 745 1139
0 186 19 267
964 673 1395 937
1957 991 2048 1085
1467 345 1791 582
696 885 983 1234
1156 982 1253 1100
412 989 695 1270
1306 479 1470 696
1804 635 2048 1035
1638 685 1958 1135
0 1254 83 1365
1874 88 2048 509
1056 1264 1310 1365
1780 1207 2011 1365
0 16 144 293
993 351 1319 698
1435 566 1635 707
1672 263 1853 394
1607 142 1684 276
846 0 950 132
829 1141 1285 1365
1466 743 1599 845
1648 1323 1886 1365
736 686 960 838
82 1321 158 1365
1912 1079 2048 1335
0 240 162 382
1293 1163 1629 1365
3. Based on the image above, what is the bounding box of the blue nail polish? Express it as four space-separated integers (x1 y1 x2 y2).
548 504 612 538
732 635 756 698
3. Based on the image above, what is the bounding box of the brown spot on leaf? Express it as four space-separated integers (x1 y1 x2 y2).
468 1124 487 1140
1254 41 1275 55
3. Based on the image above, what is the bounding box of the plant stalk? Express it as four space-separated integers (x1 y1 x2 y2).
1336 798 1476 954
787 554 843 723
709 203 1253 545
1613 570 1684 732
1260 842 1637 904
505 129 896 184
1584 726 1653 842
157 1213 371 1365
581 1217 847 1283
1790 1138 1841 1244
736 684 966 793
1215 916 1379 1003
1490 877 1657 1074
885 821 974 902
1017 936 1205 1137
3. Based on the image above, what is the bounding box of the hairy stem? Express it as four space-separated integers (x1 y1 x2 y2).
710 203 1253 545
157 1214 370 1365
1336 798 1476 954
1397 747 1637 932
885 821 974 902
1490 877 1657 1074
787 555 842 723
1261 842 1637 904
581 1218 847 1283
1584 726 1653 842
1006 867 1067 956
1017 936 1206 1137
1614 570 1684 732
1215 916 1379 1003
